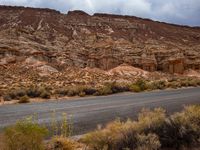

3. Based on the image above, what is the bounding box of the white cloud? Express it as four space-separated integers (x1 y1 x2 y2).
0 0 200 26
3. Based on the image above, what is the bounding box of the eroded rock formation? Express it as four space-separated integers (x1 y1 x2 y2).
0 5 200 76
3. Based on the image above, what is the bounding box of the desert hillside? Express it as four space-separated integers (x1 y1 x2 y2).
0 5 200 96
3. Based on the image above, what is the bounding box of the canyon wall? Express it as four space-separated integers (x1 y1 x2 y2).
0 6 200 74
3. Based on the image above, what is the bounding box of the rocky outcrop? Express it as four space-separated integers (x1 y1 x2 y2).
0 5 200 76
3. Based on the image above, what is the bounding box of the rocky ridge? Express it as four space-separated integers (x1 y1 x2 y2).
0 5 200 93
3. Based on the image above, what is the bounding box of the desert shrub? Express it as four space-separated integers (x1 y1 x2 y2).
56 86 94 97
188 79 199 87
196 79 200 86
135 79 148 91
147 80 167 90
75 86 97 96
79 91 86 97
26 86 51 99
95 84 113 96
81 120 126 150
55 88 69 96
52 137 79 150
158 117 196 149
84 87 97 95
81 106 200 150
18 95 30 103
57 86 97 97
167 81 181 89
129 84 141 92
168 77 179 82
109 82 129 93
95 82 130 96
67 87 80 97
168 78 200 88
182 105 200 132
3 118 48 150
40 90 51 99
82 119 161 150
3 95 12 101
136 133 161 150
26 86 42 98
137 108 166 133
50 112 73 137
7 89 26 100
179 78 190 87
66 86 86 97
149 105 200 149
129 79 148 93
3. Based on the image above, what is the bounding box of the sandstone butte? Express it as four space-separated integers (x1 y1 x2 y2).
0 5 200 93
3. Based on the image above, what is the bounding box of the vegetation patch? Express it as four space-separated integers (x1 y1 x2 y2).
1 105 200 149
2 118 48 150
18 95 30 103
2 77 200 103
81 105 200 150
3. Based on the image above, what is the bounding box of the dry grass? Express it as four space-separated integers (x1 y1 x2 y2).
81 105 200 150
0 133 4 149
2 78 200 103
2 118 48 150
50 136 80 150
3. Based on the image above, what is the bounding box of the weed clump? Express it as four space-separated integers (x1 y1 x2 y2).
3 118 48 150
27 86 51 99
51 137 79 150
129 79 147 92
18 95 30 103
129 84 141 92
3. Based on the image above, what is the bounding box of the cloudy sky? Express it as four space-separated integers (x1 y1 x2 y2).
1 0 200 26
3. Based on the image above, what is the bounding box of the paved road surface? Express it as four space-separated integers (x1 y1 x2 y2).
0 87 200 135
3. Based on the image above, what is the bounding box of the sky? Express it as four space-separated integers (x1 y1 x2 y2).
0 0 200 26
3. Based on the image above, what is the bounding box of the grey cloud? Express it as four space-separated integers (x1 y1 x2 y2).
0 0 200 26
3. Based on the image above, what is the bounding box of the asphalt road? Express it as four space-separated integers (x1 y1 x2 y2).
0 87 200 135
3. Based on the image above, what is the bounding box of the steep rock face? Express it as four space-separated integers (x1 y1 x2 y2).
0 5 200 74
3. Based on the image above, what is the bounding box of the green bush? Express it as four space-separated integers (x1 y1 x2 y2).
55 82 135 97
18 95 30 103
79 91 86 97
3 118 48 150
95 84 113 96
129 84 141 92
188 79 199 87
129 79 148 93
147 81 167 90
135 79 148 91
179 78 190 87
